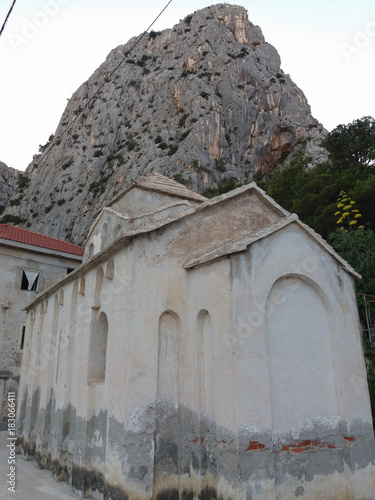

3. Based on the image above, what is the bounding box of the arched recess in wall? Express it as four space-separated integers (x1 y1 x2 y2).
114 224 122 240
101 223 109 251
87 311 108 384
265 274 338 431
64 281 78 396
197 310 215 418
93 267 104 309
59 289 64 306
157 311 181 402
88 243 94 259
105 258 114 280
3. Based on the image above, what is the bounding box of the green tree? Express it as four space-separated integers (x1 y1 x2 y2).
351 174 375 230
260 117 375 237
323 116 375 169
330 228 375 297
330 226 375 425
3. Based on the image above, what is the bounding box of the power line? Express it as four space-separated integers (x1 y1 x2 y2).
0 0 17 38
38 0 174 165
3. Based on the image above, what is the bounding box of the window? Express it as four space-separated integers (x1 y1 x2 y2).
100 223 109 251
17 325 26 352
21 270 39 292
67 268 75 274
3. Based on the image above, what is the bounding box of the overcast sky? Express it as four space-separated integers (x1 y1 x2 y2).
1 0 374 171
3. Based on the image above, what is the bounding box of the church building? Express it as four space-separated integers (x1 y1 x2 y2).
16 173 375 500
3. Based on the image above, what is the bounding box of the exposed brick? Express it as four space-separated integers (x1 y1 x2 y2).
344 436 355 442
299 440 311 447
312 440 320 446
246 441 266 451
291 447 305 453
327 444 336 449
192 438 198 443
282 445 290 451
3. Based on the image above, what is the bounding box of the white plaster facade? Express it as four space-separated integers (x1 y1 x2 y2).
0 225 83 430
16 173 375 500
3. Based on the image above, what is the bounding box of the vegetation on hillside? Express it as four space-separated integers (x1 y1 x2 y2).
258 116 375 239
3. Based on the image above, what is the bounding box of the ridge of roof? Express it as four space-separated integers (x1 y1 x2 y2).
0 224 84 256
102 172 207 213
134 172 208 202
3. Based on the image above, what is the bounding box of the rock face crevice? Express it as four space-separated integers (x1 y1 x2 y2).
0 161 18 211
2 4 326 244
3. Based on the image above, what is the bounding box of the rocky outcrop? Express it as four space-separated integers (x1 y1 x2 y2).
0 161 18 212
1 4 327 244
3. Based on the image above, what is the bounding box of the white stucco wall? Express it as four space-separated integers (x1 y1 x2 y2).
16 186 375 500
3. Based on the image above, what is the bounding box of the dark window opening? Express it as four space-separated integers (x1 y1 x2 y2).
21 270 39 292
19 326 26 351
67 268 75 274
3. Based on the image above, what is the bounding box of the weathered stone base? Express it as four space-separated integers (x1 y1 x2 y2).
16 395 375 500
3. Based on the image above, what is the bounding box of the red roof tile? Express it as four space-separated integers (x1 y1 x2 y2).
0 224 84 256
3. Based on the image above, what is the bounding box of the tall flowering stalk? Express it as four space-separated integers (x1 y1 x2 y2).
335 191 364 231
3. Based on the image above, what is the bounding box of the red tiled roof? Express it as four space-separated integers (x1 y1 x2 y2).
0 224 84 256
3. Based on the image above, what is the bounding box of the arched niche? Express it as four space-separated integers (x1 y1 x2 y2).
197 310 214 417
93 267 104 309
265 275 338 430
88 243 94 259
59 289 64 306
157 311 181 402
87 311 108 384
114 224 122 240
105 258 114 280
100 223 109 251
79 276 85 295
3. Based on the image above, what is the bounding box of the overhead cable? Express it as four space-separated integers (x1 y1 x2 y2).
0 0 17 38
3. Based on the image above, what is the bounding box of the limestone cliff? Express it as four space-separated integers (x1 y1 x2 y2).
2 4 327 244
0 161 18 212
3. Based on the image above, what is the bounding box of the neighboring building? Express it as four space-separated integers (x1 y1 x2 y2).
0 224 83 429
16 173 375 500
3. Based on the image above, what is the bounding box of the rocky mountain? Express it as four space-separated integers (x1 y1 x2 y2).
1 3 327 245
0 161 18 211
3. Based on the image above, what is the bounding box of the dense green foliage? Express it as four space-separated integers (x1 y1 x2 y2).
330 229 375 296
323 116 375 169
259 116 375 238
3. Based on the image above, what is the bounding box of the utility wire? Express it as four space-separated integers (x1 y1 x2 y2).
38 0 174 165
0 0 17 38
